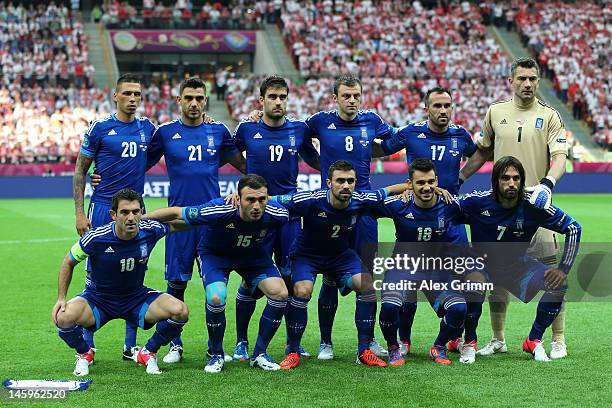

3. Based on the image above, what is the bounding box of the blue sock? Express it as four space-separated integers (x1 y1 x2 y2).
464 290 484 343
379 301 401 349
144 318 187 353
124 321 138 349
205 303 226 355
355 291 377 354
398 301 417 343
235 285 256 344
166 280 187 348
287 296 309 353
318 277 338 345
434 297 467 347
252 297 287 357
529 290 564 341
82 328 95 348
58 325 90 354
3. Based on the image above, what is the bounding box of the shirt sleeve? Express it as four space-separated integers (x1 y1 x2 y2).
182 202 234 226
298 125 320 163
305 113 320 138
370 196 399 219
356 188 389 210
381 125 408 155
68 240 89 264
79 120 101 157
146 127 164 170
546 110 569 156
463 129 478 158
273 191 315 216
220 124 240 160
372 112 396 140
536 204 581 273
233 121 247 152
476 107 494 149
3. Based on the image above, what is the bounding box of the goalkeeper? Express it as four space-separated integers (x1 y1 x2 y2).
459 57 569 359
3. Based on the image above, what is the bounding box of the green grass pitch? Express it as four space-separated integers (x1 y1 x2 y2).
0 195 611 407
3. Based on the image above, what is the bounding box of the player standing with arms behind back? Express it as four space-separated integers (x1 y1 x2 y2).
460 57 569 358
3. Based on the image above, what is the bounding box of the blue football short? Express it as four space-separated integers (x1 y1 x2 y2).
200 253 281 290
78 286 163 331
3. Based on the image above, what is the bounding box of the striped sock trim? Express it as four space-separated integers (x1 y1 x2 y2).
206 303 226 313
267 298 288 309
289 296 309 309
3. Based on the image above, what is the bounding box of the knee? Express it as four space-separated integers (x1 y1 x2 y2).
206 282 227 306
293 283 312 299
268 285 289 301
55 309 76 328
171 301 189 321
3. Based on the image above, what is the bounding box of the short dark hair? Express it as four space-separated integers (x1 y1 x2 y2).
111 188 143 212
510 57 540 78
259 75 289 98
424 86 452 107
237 174 268 196
327 160 355 180
116 73 142 91
491 156 525 202
408 158 437 179
333 74 362 96
180 76 206 96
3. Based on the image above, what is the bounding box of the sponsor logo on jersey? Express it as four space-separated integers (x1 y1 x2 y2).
104 246 114 253
499 119 507 125
172 133 182 139
108 129 117 135
405 212 414 219
481 210 491 217
327 123 336 130
253 133 263 139
417 133 426 138
556 138 567 143
318 212 327 218
535 117 544 129
226 223 235 229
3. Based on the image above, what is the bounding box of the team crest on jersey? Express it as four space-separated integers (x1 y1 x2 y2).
206 135 217 155
359 128 369 146
288 135 297 155
260 229 267 237
449 138 460 156
350 215 357 226
535 118 544 129
513 218 524 237
139 243 149 264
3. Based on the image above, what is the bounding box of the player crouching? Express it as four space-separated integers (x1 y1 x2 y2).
52 189 189 376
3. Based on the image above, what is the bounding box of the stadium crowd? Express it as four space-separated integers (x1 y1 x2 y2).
228 1 512 137
94 0 281 30
0 2 95 88
513 1 611 149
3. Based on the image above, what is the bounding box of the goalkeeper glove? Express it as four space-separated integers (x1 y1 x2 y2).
528 176 555 209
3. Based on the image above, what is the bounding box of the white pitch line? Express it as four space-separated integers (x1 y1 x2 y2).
0 237 74 245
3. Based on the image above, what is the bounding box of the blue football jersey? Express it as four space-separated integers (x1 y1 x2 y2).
372 195 464 243
381 121 477 195
234 118 319 195
70 220 168 295
306 110 395 190
276 188 388 256
80 114 157 204
457 191 581 272
182 198 289 258
147 119 239 206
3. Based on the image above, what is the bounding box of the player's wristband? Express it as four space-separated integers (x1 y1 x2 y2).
539 176 556 191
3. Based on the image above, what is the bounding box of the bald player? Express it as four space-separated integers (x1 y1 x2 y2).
459 57 568 359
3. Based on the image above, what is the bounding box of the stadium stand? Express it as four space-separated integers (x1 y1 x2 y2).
227 1 512 135
96 0 276 29
514 1 611 151
0 2 95 88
